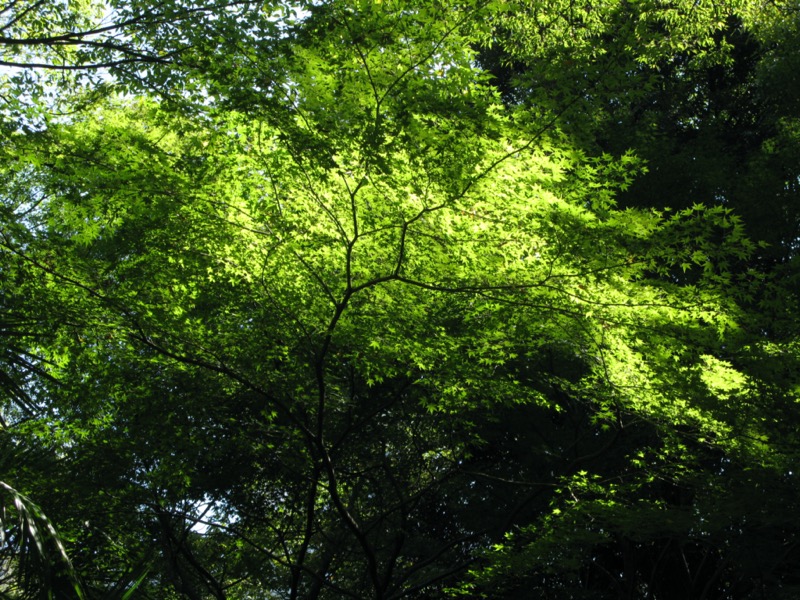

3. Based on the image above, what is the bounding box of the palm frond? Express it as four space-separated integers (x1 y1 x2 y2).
0 481 85 600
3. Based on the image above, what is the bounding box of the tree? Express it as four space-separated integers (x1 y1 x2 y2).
0 0 796 598
469 0 800 597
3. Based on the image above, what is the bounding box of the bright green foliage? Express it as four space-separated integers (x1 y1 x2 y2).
0 0 798 599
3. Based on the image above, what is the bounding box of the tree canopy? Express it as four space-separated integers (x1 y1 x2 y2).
1 0 799 598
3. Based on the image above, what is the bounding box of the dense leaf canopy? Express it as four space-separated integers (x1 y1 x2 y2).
0 0 799 598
